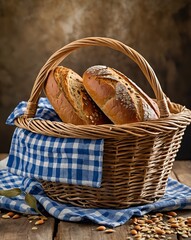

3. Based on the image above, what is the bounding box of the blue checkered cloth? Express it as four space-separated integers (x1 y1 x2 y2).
6 98 104 188
7 128 103 187
6 97 61 125
3 98 191 227
0 168 191 227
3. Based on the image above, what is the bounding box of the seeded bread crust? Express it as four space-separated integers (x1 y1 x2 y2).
44 68 84 124
83 65 160 124
45 66 111 125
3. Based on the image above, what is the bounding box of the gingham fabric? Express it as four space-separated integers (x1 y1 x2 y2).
6 98 104 188
0 168 191 227
3 98 191 227
6 97 61 125
0 169 39 215
7 128 104 187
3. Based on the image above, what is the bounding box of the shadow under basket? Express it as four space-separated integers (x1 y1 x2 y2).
14 37 191 209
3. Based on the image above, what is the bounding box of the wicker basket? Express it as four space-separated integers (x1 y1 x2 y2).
14 37 191 209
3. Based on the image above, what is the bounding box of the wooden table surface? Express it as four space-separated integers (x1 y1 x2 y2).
0 154 191 240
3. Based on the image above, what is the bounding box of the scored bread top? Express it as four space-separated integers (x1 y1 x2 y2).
113 68 160 119
83 65 160 124
52 66 111 125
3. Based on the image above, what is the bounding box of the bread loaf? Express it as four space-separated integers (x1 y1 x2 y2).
44 66 111 125
83 65 160 124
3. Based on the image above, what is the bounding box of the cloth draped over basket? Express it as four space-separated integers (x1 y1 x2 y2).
1 168 191 227
6 98 104 188
7 37 191 209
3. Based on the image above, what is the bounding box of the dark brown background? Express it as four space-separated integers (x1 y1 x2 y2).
0 0 191 159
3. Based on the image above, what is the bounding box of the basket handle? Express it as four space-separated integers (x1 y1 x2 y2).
25 37 170 118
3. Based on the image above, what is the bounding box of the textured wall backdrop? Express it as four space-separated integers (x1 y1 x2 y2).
0 0 191 159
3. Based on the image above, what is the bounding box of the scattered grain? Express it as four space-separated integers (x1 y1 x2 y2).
2 214 11 219
156 213 163 217
28 215 41 220
35 219 44 225
167 211 177 217
137 219 145 224
170 223 179 228
7 212 15 217
130 229 138 235
96 226 106 231
12 214 21 219
105 229 116 233
31 227 38 230
167 217 177 223
145 219 153 224
182 234 189 238
154 227 165 235
127 212 191 239
40 216 48 221
134 225 141 231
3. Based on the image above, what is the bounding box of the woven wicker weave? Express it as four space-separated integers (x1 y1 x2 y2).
15 37 191 208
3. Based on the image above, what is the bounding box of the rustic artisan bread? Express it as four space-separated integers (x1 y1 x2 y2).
44 66 111 125
83 65 160 124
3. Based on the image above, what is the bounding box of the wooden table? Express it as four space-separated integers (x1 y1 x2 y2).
0 154 191 240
